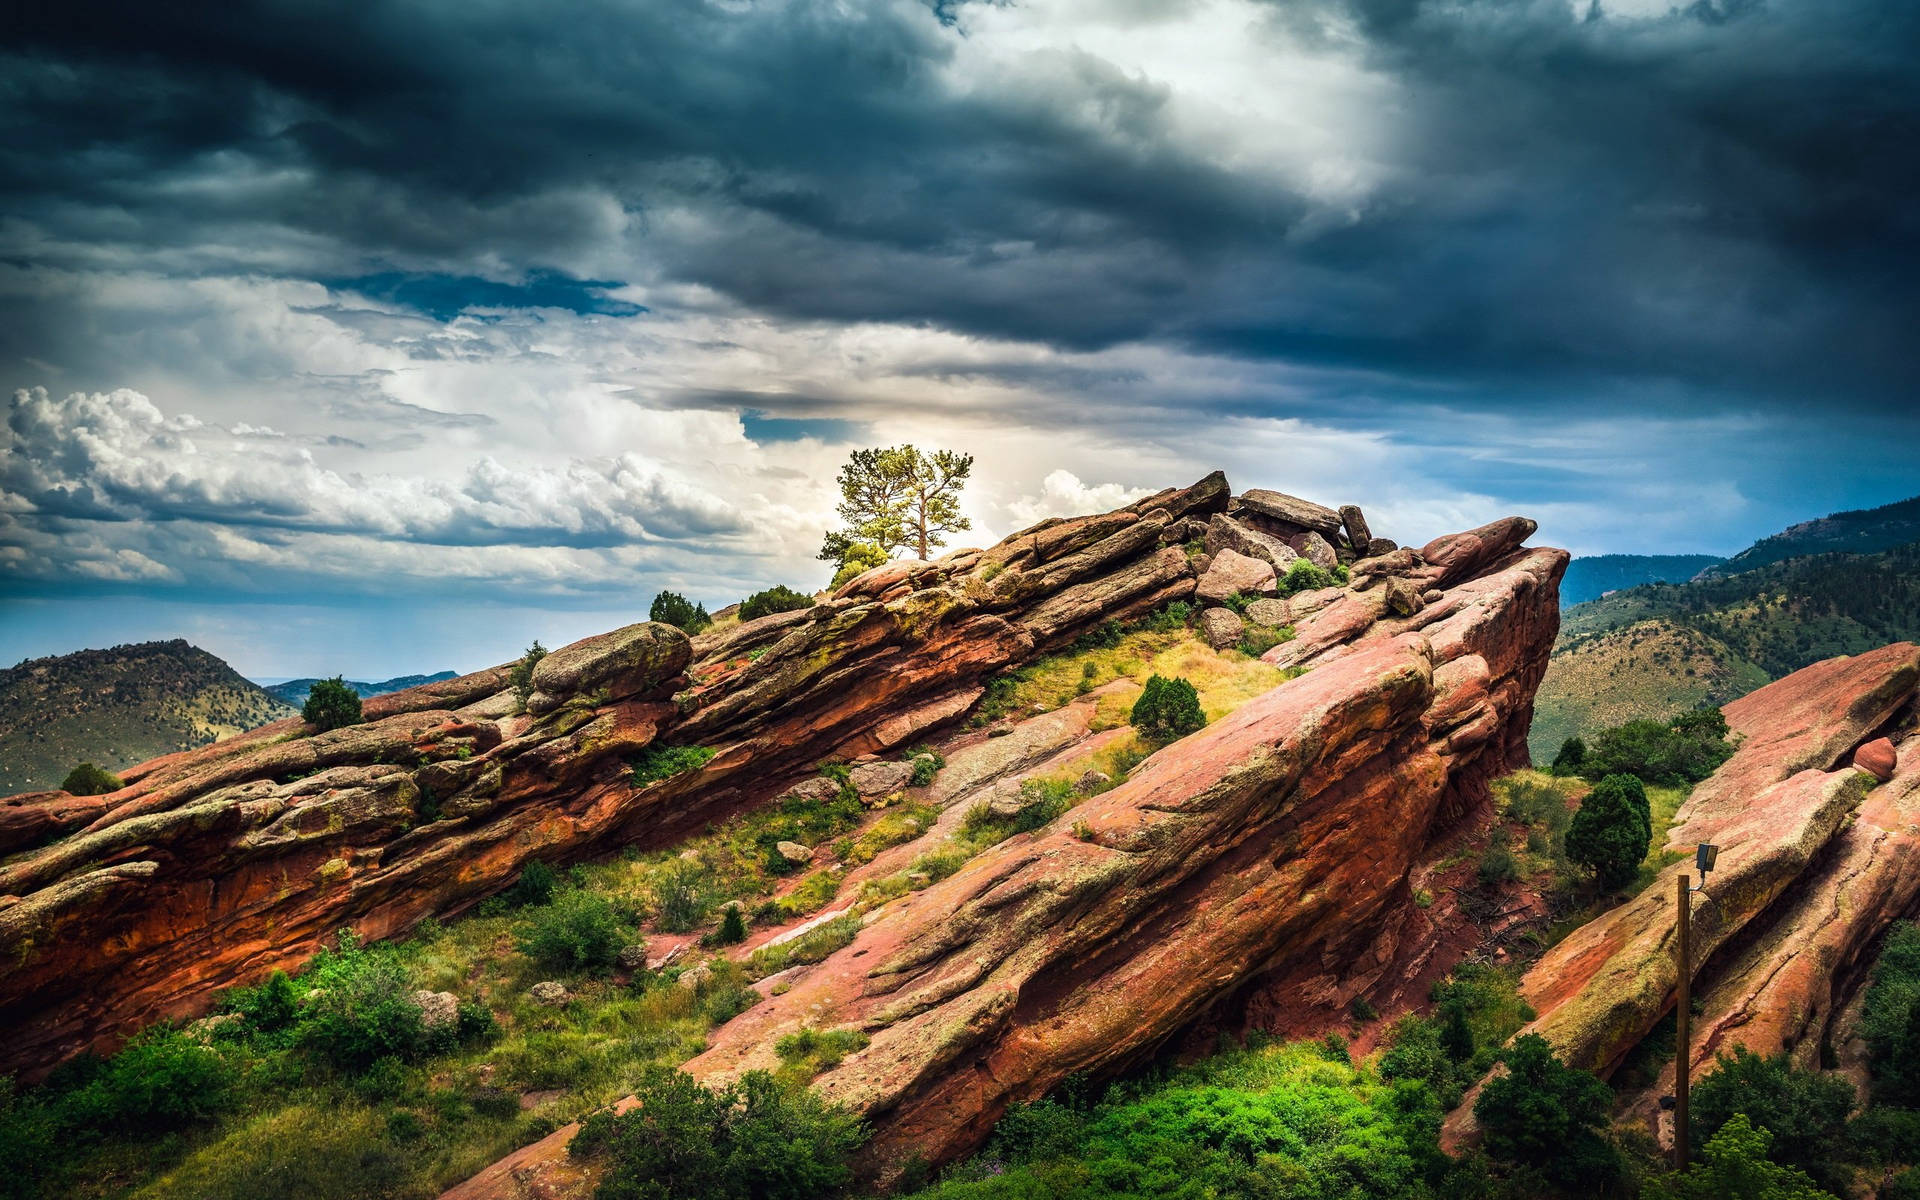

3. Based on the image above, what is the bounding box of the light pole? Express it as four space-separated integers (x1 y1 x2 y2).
1674 842 1718 1172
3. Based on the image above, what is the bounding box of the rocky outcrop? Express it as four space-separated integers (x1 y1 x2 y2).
443 520 1567 1196
1442 641 1920 1150
0 474 1228 1076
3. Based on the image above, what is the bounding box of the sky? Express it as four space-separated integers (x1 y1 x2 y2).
2 0 1917 680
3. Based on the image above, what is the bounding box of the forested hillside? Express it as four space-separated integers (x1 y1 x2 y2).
0 640 294 793
1532 539 1920 756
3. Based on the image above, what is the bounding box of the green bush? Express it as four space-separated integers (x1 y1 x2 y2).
1140 600 1193 632
740 585 813 622
1070 618 1125 651
1237 623 1295 657
59 762 123 796
714 904 749 946
1550 736 1587 777
302 676 362 732
504 860 559 908
1278 557 1336 595
1478 844 1521 885
1649 1113 1838 1200
296 931 425 1070
652 860 713 934
225 969 300 1034
630 744 716 786
515 888 627 972
570 1066 864 1200
909 751 945 787
1474 1033 1619 1191
1130 674 1206 741
650 590 712 633
1863 921 1920 1106
1565 773 1652 890
510 640 548 709
64 1025 236 1132
1690 1046 1854 1192
1581 708 1733 787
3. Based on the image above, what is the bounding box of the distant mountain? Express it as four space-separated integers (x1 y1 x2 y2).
1532 538 1920 758
0 640 296 794
1704 493 1920 577
1559 554 1724 606
264 671 458 707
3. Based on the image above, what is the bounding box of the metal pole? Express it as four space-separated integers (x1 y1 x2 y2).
1675 871 1691 1172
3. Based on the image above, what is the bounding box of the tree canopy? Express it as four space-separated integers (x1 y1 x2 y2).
817 445 973 572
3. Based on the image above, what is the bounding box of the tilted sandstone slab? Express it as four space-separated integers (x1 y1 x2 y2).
438 530 1566 1198
0 475 1226 1076
1441 642 1920 1149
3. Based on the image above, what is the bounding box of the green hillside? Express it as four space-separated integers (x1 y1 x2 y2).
1532 539 1920 758
0 640 295 794
1705 492 1920 577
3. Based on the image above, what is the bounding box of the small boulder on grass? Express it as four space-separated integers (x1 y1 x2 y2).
615 943 649 971
528 981 571 1006
412 990 460 1032
1198 607 1244 650
776 841 814 865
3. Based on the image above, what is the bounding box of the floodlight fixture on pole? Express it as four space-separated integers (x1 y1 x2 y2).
1673 842 1718 1173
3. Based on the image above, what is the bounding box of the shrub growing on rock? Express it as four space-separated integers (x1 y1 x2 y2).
1278 558 1336 595
630 744 716 786
58 762 124 796
1474 1033 1619 1191
569 1065 864 1200
740 585 813 622
1130 674 1206 741
1565 773 1652 890
509 640 547 710
302 676 362 732
649 590 712 633
515 888 627 972
1690 1046 1854 1191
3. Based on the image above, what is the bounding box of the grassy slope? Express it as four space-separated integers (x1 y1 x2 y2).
1531 540 1920 759
0 640 296 793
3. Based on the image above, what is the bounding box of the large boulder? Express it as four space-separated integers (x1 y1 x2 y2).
1238 489 1343 541
1202 514 1297 569
526 622 692 714
1338 505 1372 551
1289 530 1338 570
848 761 915 799
1197 607 1245 650
1196 548 1276 603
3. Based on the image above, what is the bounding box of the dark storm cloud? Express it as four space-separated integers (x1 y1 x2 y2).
2 0 1916 409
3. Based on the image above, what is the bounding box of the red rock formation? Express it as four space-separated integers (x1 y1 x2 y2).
1442 642 1920 1151
439 534 1567 1198
0 475 1227 1077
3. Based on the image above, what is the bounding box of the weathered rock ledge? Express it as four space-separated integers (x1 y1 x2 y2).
1442 640 1920 1151
441 523 1567 1196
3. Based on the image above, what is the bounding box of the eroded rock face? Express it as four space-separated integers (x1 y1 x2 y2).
0 474 1226 1077
1442 641 1920 1152
446 529 1567 1196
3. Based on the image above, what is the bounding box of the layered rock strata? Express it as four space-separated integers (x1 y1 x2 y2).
1442 641 1920 1149
0 473 1225 1075
441 518 1567 1196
